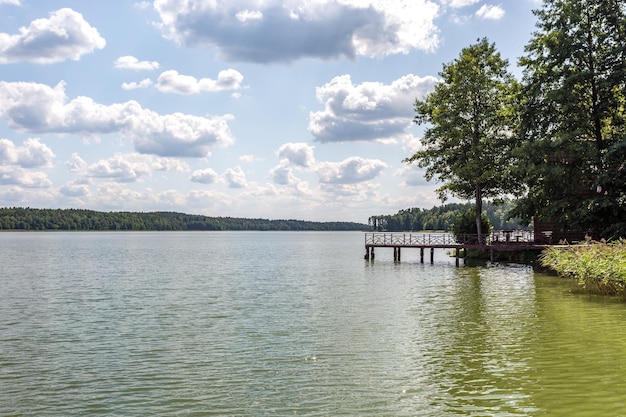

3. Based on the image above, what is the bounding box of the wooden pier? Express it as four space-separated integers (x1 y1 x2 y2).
364 232 543 264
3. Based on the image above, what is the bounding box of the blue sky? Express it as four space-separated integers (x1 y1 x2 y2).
0 0 540 222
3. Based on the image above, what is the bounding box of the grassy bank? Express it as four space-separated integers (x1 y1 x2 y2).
540 240 626 297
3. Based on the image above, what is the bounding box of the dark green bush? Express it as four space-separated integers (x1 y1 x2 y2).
451 209 491 240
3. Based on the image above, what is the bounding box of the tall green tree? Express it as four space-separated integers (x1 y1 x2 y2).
403 38 521 243
513 0 626 239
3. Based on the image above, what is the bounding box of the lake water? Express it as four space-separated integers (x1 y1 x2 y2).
1 231 626 416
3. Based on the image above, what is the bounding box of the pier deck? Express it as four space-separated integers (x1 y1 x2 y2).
364 232 544 263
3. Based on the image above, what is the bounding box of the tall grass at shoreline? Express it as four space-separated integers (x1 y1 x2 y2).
540 240 626 297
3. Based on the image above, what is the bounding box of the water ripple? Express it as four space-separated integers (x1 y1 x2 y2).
1 232 626 416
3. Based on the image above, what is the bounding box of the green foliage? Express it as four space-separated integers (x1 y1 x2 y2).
369 200 526 232
540 240 626 297
405 38 521 200
513 0 626 237
0 207 367 231
451 209 491 239
403 38 522 239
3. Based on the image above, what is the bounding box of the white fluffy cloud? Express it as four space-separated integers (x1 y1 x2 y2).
270 142 386 189
60 182 90 198
224 166 247 188
269 160 298 185
66 153 87 172
114 55 160 71
86 154 152 183
309 74 438 143
156 69 244 94
239 154 260 163
122 79 153 90
0 167 52 188
152 157 188 172
78 153 188 183
153 0 440 63
317 156 387 184
276 142 315 167
0 81 236 157
0 8 106 64
442 0 480 8
0 137 55 167
190 168 219 184
235 9 263 23
476 5 505 20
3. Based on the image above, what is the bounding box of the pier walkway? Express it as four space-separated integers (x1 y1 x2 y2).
364 232 541 263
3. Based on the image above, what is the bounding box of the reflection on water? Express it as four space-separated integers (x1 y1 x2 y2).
407 265 540 415
1 232 626 416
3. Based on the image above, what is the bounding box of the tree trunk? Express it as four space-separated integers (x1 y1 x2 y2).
475 186 483 245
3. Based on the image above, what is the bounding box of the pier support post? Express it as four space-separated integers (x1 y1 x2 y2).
455 248 459 267
364 246 370 260
430 248 434 263
397 247 401 262
420 248 424 263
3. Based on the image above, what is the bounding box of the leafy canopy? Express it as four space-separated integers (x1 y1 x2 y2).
513 0 626 239
404 38 521 239
404 38 520 201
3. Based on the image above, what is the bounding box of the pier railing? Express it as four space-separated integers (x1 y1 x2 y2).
365 233 460 247
365 231 535 248
364 231 538 262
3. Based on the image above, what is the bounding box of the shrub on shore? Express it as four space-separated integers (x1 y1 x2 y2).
540 240 626 297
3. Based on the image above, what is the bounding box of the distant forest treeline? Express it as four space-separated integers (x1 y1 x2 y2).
0 208 367 231
369 201 529 232
0 203 527 232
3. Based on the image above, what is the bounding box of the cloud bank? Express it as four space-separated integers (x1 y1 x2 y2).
0 81 236 157
153 0 440 63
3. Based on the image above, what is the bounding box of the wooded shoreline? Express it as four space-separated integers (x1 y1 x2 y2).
0 207 367 231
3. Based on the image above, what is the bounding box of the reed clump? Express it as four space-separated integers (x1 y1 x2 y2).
540 239 626 297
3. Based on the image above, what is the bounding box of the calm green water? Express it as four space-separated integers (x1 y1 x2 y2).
1 231 625 416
